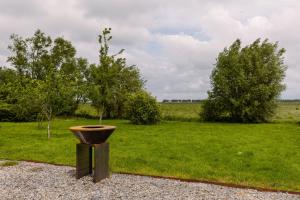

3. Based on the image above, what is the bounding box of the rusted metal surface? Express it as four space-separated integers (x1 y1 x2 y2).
71 125 115 182
76 143 92 179
70 125 116 144
75 142 110 183
93 142 109 183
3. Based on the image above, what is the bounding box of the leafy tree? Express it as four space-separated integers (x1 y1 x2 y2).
9 78 41 122
201 39 286 122
125 91 161 125
73 58 90 104
89 28 144 124
0 67 17 101
0 67 18 121
6 30 85 138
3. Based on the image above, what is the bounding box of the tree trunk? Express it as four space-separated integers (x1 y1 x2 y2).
99 113 103 125
47 110 52 139
47 119 51 139
98 104 104 125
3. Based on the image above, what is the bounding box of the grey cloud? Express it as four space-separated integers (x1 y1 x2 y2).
76 0 157 19
0 0 299 100
0 0 44 17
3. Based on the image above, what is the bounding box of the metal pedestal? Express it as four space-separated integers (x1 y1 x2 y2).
76 142 109 183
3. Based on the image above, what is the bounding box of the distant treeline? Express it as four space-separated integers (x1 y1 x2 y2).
161 99 204 103
279 99 300 102
161 99 300 103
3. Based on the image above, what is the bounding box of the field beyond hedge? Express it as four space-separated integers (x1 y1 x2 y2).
75 101 300 122
0 117 300 192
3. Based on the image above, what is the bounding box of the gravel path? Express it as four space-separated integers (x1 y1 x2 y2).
0 161 299 200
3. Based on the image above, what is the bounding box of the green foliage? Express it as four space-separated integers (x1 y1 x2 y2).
7 78 41 122
89 28 144 122
0 102 15 122
2 30 90 137
0 67 16 84
126 91 161 124
0 28 145 127
202 39 287 122
75 104 98 119
0 67 16 104
0 68 18 121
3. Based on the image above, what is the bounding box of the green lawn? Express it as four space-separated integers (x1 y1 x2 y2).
0 118 299 191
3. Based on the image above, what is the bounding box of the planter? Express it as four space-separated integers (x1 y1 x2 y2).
69 125 116 144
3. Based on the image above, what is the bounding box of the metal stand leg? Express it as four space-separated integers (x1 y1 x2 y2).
93 142 109 183
76 143 92 179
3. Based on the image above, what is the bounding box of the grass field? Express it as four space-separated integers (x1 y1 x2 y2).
76 101 300 122
273 101 300 122
160 103 201 121
0 118 300 191
160 101 300 122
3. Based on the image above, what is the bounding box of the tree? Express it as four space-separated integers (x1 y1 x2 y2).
201 39 286 122
72 58 90 105
0 67 17 101
0 67 18 121
6 30 84 138
89 28 144 124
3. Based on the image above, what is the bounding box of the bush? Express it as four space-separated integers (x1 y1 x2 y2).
201 99 225 121
74 104 98 119
0 102 39 122
126 91 161 124
0 103 15 122
201 39 286 122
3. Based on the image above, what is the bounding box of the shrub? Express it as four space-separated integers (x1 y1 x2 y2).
201 39 286 122
0 102 40 122
74 104 98 119
0 102 15 122
126 91 161 124
201 99 225 121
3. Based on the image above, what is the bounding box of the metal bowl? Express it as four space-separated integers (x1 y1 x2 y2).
69 125 116 144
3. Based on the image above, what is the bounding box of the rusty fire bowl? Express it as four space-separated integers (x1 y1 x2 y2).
69 125 116 144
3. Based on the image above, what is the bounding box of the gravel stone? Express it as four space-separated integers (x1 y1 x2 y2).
0 161 299 200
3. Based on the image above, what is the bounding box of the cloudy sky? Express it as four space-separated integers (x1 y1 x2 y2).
0 0 299 100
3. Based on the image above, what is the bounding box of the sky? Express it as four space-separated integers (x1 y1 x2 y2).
0 0 299 100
